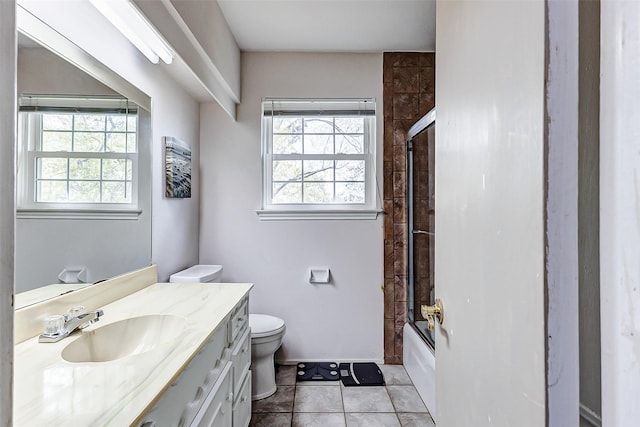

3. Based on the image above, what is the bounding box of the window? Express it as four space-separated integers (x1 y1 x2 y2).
17 96 139 217
259 98 379 220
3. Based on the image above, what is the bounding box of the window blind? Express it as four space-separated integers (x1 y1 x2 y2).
263 98 376 117
19 95 137 114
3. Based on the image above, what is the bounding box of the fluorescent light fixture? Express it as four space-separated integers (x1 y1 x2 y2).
90 0 174 64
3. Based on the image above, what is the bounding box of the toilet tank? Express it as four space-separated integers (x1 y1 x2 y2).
169 265 223 283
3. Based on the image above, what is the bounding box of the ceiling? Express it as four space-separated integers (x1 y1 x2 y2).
216 0 436 52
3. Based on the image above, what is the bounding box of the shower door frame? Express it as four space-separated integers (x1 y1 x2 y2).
406 108 436 349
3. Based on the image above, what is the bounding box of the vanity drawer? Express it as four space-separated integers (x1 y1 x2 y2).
137 326 228 427
229 299 248 343
191 362 233 427
137 373 187 427
231 327 251 395
200 325 229 369
232 371 252 427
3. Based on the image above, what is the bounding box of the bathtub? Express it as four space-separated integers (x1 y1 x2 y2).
403 322 436 421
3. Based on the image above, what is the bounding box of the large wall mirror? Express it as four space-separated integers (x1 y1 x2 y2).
15 11 153 309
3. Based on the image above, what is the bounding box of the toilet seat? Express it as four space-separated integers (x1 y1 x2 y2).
250 314 285 338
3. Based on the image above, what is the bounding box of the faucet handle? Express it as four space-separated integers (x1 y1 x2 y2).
43 314 65 336
68 305 86 317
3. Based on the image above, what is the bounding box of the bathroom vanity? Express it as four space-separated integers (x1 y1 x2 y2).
13 266 252 427
138 296 252 427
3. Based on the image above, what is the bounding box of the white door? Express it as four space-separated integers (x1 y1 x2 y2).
433 1 547 425
599 0 640 425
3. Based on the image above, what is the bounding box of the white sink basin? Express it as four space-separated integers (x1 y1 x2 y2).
61 314 187 363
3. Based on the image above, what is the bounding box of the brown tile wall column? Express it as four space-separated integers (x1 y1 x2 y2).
383 52 435 364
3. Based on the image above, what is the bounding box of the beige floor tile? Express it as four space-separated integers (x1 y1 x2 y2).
276 365 298 386
379 364 412 385
294 385 344 413
387 386 428 413
345 413 401 427
292 412 347 427
297 380 341 386
251 364 428 426
342 386 395 412
252 385 295 413
249 412 292 427
397 412 436 427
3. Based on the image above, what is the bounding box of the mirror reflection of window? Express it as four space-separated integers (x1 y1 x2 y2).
18 96 139 211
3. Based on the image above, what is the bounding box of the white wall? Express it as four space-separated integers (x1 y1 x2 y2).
0 1 15 424
19 0 201 281
435 0 546 425
18 47 115 95
200 52 384 363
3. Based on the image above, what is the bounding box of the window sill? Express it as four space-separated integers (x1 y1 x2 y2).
256 209 381 221
17 208 142 220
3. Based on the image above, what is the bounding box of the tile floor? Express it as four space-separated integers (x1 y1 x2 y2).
249 364 435 427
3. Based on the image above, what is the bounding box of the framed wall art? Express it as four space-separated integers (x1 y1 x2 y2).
164 136 191 198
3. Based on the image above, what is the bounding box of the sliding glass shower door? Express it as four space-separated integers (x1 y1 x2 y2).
407 122 436 348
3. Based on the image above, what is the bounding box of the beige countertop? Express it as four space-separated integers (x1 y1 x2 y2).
13 281 252 427
15 284 89 310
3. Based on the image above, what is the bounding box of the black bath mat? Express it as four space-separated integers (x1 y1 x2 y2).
339 362 385 386
296 362 340 381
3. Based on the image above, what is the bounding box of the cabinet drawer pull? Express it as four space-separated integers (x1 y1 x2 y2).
205 367 222 386
141 422 155 427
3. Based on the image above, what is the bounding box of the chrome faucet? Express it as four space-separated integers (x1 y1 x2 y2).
39 308 104 343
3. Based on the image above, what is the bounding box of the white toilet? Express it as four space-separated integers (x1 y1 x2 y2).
169 265 286 400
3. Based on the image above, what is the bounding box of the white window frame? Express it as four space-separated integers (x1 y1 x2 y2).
17 96 140 219
258 98 380 220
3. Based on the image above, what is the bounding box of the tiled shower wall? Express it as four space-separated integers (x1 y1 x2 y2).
383 52 435 364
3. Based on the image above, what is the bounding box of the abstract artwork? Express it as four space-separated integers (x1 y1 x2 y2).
164 136 191 198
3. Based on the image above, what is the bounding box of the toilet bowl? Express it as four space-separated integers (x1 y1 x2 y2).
249 314 286 400
169 265 286 400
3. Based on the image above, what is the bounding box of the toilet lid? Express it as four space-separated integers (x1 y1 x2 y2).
250 314 285 338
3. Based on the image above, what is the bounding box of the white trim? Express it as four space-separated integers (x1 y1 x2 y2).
17 208 142 220
158 0 237 102
256 209 380 221
17 107 139 210
545 1 580 425
407 108 436 141
0 2 15 423
261 99 378 216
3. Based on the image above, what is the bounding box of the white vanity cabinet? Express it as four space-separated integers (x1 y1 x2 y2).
137 296 251 427
229 301 252 427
